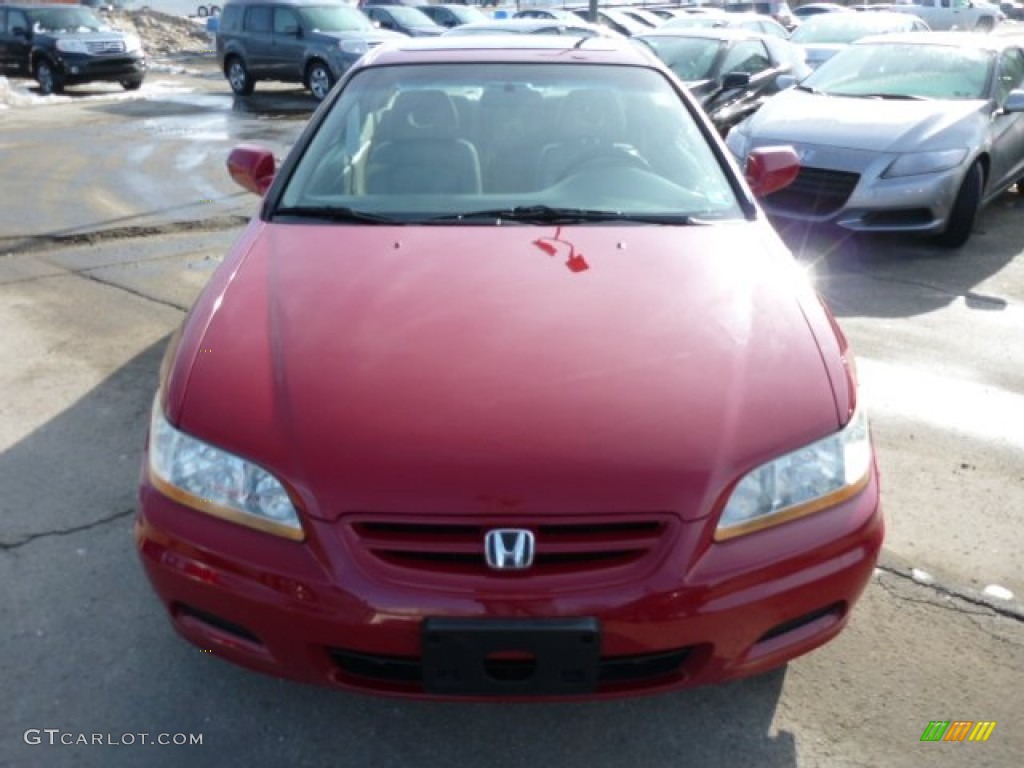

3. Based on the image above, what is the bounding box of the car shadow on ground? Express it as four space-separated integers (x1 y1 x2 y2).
0 338 798 768
777 190 1023 320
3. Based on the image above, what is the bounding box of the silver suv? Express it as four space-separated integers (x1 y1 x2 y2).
216 0 404 100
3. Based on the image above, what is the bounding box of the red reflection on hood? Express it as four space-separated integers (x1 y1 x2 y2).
533 226 590 273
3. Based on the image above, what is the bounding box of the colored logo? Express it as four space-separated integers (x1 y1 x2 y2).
920 721 996 742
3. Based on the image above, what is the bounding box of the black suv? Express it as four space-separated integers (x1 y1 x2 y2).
0 3 146 94
217 0 404 101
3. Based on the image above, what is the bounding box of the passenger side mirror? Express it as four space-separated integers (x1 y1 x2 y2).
1001 89 1024 114
745 146 800 198
775 73 796 90
227 145 276 196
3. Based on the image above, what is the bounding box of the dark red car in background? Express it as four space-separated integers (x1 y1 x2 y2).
135 36 883 699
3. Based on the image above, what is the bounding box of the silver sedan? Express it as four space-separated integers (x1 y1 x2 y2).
726 32 1024 247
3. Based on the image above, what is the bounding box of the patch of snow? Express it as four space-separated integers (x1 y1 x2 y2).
911 568 934 585
983 584 1014 601
0 77 70 107
0 75 194 109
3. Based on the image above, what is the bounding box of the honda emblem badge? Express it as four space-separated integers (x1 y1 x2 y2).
484 529 535 570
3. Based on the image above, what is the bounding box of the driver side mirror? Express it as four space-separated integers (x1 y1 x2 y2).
12 25 29 38
227 145 276 196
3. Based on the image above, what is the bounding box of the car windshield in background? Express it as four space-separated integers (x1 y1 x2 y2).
28 8 108 33
638 37 724 81
383 6 435 25
301 6 374 32
789 14 917 44
277 63 742 222
803 42 994 99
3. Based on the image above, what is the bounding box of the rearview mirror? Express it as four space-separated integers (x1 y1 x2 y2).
745 146 800 198
227 145 276 196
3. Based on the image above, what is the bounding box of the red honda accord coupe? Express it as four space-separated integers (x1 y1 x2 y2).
135 36 883 699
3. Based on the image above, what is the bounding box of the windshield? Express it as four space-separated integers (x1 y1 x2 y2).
452 7 487 23
300 6 373 32
277 63 742 222
804 42 994 99
385 7 435 25
789 14 914 44
639 37 724 81
27 8 108 33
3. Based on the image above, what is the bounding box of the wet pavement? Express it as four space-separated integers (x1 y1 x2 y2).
0 63 314 240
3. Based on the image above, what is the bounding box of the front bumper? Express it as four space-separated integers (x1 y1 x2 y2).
750 141 965 235
136 470 883 700
51 52 146 84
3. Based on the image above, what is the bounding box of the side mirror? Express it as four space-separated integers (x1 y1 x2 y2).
775 73 796 90
721 72 751 90
1001 89 1024 114
227 145 276 196
745 145 800 197
12 25 29 38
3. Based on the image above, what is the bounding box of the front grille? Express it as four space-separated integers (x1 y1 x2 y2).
765 166 860 217
329 646 692 689
347 515 673 576
85 39 126 55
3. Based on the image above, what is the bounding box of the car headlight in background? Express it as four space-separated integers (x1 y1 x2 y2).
716 408 872 541
56 39 89 54
339 40 368 55
123 34 143 54
882 149 967 179
147 397 304 540
724 123 751 160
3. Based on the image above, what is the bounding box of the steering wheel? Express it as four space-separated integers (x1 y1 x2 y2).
555 145 652 184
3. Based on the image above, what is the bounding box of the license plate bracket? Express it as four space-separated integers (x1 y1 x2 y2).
421 617 600 696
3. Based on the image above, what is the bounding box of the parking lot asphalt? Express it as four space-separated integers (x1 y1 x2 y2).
1 63 1023 767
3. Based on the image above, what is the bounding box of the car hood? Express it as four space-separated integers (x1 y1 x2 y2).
742 89 986 151
319 28 406 43
171 224 842 523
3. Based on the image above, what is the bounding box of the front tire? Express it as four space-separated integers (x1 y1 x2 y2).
306 60 334 102
120 78 144 91
976 17 995 32
35 59 63 95
936 161 983 248
226 56 254 96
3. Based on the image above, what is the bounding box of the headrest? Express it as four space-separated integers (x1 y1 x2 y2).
377 90 460 141
556 89 627 142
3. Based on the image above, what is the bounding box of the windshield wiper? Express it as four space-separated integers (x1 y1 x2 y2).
795 84 827 95
846 93 930 101
423 205 707 225
272 206 403 224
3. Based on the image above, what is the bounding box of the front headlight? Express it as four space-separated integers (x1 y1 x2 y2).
715 408 872 541
56 39 89 54
882 149 967 179
123 34 143 54
724 123 750 160
339 39 368 55
147 397 304 540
